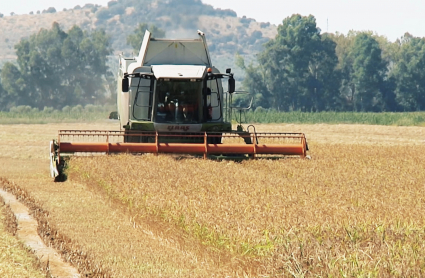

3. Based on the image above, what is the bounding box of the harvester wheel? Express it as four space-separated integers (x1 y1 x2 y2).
124 130 152 143
49 140 65 182
54 158 67 182
207 133 222 145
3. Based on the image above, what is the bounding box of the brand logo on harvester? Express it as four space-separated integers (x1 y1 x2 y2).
167 125 190 131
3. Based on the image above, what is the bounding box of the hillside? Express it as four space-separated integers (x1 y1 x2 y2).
0 7 97 63
0 0 277 72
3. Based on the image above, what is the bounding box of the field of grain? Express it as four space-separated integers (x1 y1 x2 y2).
0 121 424 277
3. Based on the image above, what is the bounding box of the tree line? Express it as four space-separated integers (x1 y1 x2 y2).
238 14 425 112
0 22 113 110
1 15 424 112
0 22 163 111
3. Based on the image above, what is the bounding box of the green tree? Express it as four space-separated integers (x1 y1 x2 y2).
127 23 165 54
373 35 400 111
1 22 112 109
392 33 425 111
235 54 271 108
350 33 387 111
328 32 357 110
0 62 27 108
306 34 341 111
331 31 398 111
250 14 340 111
0 70 9 110
257 14 317 110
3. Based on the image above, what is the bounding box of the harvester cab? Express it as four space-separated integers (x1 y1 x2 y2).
50 30 309 181
117 30 235 143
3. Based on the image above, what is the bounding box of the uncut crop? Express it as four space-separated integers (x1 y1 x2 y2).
69 143 425 277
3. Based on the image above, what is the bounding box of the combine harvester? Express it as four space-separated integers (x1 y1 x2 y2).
50 30 309 180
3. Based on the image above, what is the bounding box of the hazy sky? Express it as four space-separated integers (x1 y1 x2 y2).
1 0 424 41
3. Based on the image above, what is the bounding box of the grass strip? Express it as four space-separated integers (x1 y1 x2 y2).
2 110 424 125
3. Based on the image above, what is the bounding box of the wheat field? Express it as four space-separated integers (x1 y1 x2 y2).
0 122 424 277
69 143 425 276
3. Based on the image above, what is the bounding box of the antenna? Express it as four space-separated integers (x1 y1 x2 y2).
327 18 329 32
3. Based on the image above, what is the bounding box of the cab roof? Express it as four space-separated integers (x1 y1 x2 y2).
152 65 206 79
137 30 212 67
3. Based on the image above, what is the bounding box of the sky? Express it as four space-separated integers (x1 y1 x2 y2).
1 0 424 41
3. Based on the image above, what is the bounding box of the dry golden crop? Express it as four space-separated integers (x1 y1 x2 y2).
1 122 424 277
69 142 425 277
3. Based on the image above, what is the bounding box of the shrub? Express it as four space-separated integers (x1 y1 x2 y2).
107 1 118 8
251 30 263 39
240 16 255 26
45 7 56 13
71 105 83 114
108 4 125 16
213 8 236 17
96 8 111 21
84 104 96 112
43 106 55 114
10 105 32 114
260 22 270 28
62 106 71 113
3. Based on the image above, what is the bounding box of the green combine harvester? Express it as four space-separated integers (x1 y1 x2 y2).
50 30 308 180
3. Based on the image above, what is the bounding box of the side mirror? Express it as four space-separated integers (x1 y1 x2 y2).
203 87 212 95
228 77 235 94
122 77 129 92
109 111 119 120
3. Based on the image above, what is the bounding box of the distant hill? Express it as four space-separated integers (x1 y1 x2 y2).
0 0 277 76
0 7 98 63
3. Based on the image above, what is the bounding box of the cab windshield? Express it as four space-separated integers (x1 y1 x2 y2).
155 79 202 123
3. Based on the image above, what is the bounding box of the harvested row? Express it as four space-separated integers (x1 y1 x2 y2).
0 194 46 278
1 167 246 277
0 178 108 277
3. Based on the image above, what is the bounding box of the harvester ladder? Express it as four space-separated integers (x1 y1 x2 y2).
247 125 259 145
